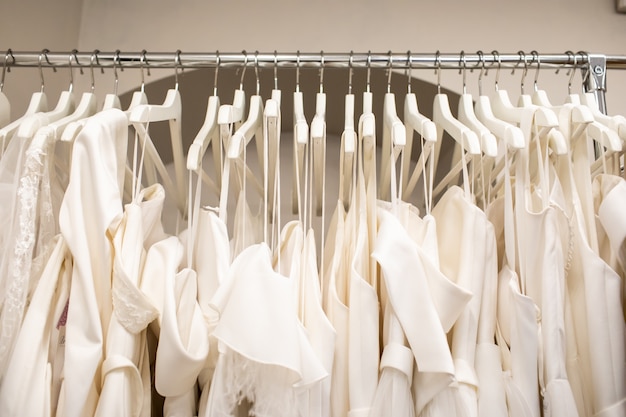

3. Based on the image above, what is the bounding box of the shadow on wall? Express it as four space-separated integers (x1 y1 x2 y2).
120 66 461 181
120 68 459 153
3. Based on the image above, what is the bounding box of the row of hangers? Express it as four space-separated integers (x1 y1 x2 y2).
1 49 625 229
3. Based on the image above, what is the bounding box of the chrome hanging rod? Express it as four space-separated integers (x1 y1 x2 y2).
3 50 626 71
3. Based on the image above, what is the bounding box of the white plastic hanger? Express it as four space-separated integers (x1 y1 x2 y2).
359 52 376 185
456 52 497 157
401 52 437 200
264 53 282 220
227 54 265 206
49 52 98 141
379 53 406 201
60 51 116 142
217 52 246 126
0 50 13 129
0 50 48 149
526 52 620 155
489 52 564 147
187 54 221 171
129 51 186 216
474 52 525 150
292 52 309 215
227 87 263 159
98 52 121 111
430 52 481 197
339 54 357 210
529 52 594 128
559 52 626 149
310 53 326 216
581 92 626 142
17 52 80 138
431 54 480 160
491 52 567 155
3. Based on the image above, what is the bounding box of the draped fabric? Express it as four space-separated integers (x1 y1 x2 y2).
0 69 623 417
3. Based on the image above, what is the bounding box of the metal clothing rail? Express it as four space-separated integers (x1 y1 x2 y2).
5 50 626 70
3 50 626 113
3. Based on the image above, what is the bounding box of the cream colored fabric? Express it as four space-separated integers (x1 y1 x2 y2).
204 243 327 417
59 109 128 417
0 235 71 416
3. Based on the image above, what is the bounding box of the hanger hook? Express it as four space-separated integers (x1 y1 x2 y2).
366 51 372 93
531 50 540 91
578 51 591 89
240 50 248 90
38 49 47 93
73 50 83 75
568 51 578 95
491 50 501 91
296 50 301 92
1 49 13 93
273 50 278 91
254 50 260 95
561 50 574 76
514 51 528 94
349 50 354 94
112 50 120 96
386 51 393 93
435 50 441 94
319 50 325 93
89 50 99 93
406 50 412 94
140 50 148 93
213 50 220 96
459 50 467 94
68 50 76 93
174 50 182 90
477 50 485 96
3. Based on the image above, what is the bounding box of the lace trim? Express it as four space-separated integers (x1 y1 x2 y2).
208 347 300 417
0 146 47 372
112 258 159 334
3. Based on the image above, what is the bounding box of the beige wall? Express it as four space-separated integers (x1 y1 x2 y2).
0 0 84 118
74 0 626 110
1 0 624 114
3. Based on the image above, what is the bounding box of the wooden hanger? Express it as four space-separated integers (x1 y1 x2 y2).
401 52 437 200
310 53 327 216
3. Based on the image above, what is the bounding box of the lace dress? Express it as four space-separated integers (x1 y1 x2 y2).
0 117 57 379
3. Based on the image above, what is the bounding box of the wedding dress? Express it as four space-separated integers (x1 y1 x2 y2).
58 108 128 417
